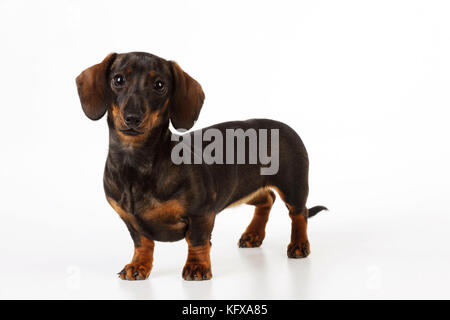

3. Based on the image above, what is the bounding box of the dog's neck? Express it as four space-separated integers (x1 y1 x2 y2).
106 120 173 174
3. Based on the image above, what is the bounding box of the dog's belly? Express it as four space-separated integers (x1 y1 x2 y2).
140 218 187 242
107 197 188 242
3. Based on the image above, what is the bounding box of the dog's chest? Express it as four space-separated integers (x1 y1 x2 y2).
104 159 188 241
105 178 187 242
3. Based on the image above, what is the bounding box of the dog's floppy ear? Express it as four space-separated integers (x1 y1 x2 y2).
76 53 117 120
169 61 205 131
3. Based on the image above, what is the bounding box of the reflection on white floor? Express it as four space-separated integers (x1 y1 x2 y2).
2 200 450 300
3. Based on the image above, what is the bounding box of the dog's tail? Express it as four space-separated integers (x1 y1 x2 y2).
308 206 328 218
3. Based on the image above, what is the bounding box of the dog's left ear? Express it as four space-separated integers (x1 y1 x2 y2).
76 53 117 120
169 61 205 131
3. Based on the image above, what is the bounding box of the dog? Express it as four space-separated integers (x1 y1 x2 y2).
75 52 327 281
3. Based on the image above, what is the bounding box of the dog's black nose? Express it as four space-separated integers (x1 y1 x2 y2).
124 113 142 127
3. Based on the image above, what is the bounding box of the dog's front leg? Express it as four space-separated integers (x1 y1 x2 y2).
118 227 154 281
182 214 215 281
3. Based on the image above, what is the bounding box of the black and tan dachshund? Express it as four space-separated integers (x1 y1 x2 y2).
76 52 327 281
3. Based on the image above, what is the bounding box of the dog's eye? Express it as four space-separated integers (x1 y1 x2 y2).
113 74 125 87
153 80 165 91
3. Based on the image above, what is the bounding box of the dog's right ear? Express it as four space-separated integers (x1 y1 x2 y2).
76 53 117 120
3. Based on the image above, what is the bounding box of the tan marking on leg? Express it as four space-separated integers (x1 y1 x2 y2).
238 189 276 248
119 236 155 281
182 242 212 281
287 208 310 258
108 197 156 280
182 215 215 281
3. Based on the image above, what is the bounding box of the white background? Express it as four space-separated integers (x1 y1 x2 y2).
1 0 450 299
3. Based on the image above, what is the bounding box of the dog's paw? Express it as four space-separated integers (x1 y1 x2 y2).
118 263 151 280
287 240 310 258
182 262 212 281
238 231 264 248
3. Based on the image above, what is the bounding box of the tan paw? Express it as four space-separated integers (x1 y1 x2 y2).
118 262 151 280
238 231 264 248
287 240 310 258
182 262 212 281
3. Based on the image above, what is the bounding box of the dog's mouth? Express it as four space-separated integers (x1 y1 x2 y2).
119 128 144 136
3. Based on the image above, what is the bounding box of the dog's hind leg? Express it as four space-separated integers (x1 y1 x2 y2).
238 189 276 248
271 184 311 258
287 206 310 258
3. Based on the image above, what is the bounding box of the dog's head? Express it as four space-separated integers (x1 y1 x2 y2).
76 52 205 140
